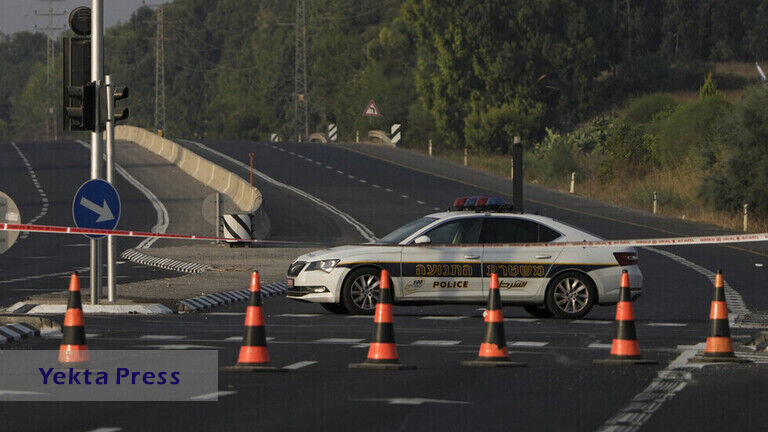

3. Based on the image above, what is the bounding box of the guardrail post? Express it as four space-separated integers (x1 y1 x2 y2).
216 192 221 244
744 203 749 232
356 130 359 143
464 148 468 166
428 139 432 156
569 171 575 194
653 191 658 214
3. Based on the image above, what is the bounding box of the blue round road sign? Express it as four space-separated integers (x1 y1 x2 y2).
72 179 121 239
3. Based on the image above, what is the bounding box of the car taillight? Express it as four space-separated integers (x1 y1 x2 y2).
613 252 638 266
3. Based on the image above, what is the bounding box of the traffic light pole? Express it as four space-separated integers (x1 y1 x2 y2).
90 0 103 305
105 74 116 302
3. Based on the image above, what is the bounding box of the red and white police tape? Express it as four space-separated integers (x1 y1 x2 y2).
2 222 768 248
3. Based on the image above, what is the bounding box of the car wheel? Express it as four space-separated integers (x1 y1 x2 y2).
341 268 381 315
320 303 349 314
545 272 596 319
523 304 554 318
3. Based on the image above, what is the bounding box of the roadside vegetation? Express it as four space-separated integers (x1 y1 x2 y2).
2 0 768 229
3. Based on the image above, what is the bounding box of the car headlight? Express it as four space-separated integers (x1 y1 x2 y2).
306 259 340 273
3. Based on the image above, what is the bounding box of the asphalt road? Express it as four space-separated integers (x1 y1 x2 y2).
2 138 768 431
0 141 176 305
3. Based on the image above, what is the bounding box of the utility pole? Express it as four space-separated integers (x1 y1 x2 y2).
90 0 104 304
294 0 309 142
144 2 167 134
35 0 65 141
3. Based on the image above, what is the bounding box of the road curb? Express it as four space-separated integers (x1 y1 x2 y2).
178 281 288 312
121 248 212 273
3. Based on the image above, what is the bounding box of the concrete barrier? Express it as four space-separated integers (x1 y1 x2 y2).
113 126 270 239
367 130 394 147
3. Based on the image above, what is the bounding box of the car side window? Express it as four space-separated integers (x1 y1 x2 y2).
481 218 561 244
423 218 483 245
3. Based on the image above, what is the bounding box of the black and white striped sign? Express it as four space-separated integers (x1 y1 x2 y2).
270 133 281 142
328 124 338 142
222 213 252 242
391 123 402 146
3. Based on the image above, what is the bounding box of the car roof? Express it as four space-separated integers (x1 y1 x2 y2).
423 211 602 241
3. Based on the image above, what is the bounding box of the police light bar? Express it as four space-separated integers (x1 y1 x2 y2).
452 196 509 211
453 197 468 210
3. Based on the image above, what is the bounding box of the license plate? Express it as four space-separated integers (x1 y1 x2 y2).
287 278 294 288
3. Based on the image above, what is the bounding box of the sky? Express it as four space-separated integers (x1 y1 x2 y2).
0 0 151 35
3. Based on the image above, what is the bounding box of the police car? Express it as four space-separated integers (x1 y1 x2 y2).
286 197 642 319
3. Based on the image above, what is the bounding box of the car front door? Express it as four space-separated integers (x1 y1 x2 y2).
481 217 564 301
399 217 485 302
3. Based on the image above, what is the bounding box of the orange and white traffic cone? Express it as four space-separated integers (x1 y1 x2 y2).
461 273 526 367
221 272 283 371
594 270 656 365
59 273 89 367
349 269 414 370
691 270 750 363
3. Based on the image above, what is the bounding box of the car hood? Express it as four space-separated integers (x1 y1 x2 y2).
293 244 401 263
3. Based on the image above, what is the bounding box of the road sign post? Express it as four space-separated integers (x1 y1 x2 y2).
90 0 104 304
105 74 115 302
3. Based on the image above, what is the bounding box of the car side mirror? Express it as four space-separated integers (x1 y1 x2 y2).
413 235 431 245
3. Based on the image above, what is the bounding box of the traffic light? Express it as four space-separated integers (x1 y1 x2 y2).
63 36 92 131
65 81 96 131
113 86 129 123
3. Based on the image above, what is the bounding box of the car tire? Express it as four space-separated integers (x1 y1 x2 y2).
341 267 382 315
320 303 349 314
545 271 596 319
523 304 554 318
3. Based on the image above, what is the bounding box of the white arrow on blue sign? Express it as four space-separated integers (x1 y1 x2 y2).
72 179 121 239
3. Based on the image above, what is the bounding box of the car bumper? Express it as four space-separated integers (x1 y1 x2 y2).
591 265 643 305
285 267 348 303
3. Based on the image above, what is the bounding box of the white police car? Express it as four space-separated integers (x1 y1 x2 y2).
286 197 642 318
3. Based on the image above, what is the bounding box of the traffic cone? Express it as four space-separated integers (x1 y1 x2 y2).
691 270 750 363
59 273 88 367
221 272 283 372
349 269 414 370
594 270 657 365
461 273 526 367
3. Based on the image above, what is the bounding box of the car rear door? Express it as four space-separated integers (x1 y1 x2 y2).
399 217 485 302
480 216 564 301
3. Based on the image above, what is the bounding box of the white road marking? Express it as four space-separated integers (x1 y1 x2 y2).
372 184 380 188
385 188 393 192
433 207 442 211
336 170 344 174
356 398 470 405
283 361 318 370
508 341 548 347
275 313 322 318
646 322 688 327
400 194 409 199
77 140 169 249
279 148 286 152
86 428 121 432
224 336 275 342
347 174 355 179
325 165 333 169
504 318 539 323
11 142 48 239
190 391 237 401
0 390 48 397
0 267 89 285
587 342 612 349
411 340 461 346
416 200 425 204
597 345 705 432
352 343 369 348
345 315 372 319
419 316 467 321
570 320 612 324
315 161 322 165
207 312 245 316
181 139 376 241
131 344 223 350
139 335 186 340
315 338 364 344
358 179 367 183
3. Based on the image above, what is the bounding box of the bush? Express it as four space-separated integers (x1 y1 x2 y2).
623 93 679 125
656 97 731 168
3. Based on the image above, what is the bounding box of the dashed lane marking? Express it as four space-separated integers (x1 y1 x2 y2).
275 313 323 318
283 361 318 370
417 200 425 204
588 342 613 349
131 344 223 350
86 428 122 432
11 142 48 239
336 170 344 174
372 184 380 188
385 188 393 192
325 165 333 169
400 194 409 199
419 316 468 321
224 336 275 342
411 340 461 346
345 315 372 319
190 391 237 401
571 320 613 325
508 341 549 347
315 338 364 344
139 335 187 341
647 322 688 327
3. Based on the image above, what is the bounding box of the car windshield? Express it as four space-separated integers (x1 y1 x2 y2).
376 217 438 245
